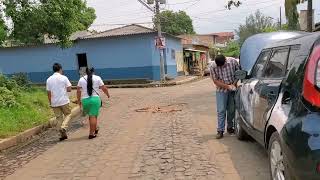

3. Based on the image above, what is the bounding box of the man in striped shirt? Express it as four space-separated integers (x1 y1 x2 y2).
210 55 240 139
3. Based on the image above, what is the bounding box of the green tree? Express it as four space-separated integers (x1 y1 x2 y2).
236 10 277 45
226 0 241 9
0 16 7 45
221 41 240 58
155 10 195 36
3 0 96 48
227 0 305 30
285 0 300 30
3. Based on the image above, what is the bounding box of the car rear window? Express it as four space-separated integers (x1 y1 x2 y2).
263 48 289 78
251 50 271 78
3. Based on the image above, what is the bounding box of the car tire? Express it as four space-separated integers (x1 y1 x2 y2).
268 132 293 180
235 109 249 140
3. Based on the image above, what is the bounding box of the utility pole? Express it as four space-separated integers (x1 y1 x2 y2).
155 0 165 82
279 7 282 29
307 0 313 32
137 0 165 82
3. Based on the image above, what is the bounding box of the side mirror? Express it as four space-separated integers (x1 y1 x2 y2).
235 70 248 80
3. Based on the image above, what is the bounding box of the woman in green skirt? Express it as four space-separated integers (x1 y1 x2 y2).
77 67 110 139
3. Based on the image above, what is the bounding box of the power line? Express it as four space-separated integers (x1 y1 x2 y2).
167 0 200 5
94 10 153 20
182 0 201 11
191 1 281 31
192 0 281 20
91 22 153 27
192 0 281 16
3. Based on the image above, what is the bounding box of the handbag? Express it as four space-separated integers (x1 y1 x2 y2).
83 76 103 107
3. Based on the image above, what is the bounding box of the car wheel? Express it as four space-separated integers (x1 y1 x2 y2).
268 132 292 180
235 109 249 140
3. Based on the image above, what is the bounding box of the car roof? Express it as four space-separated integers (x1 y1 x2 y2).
264 32 320 56
240 31 307 73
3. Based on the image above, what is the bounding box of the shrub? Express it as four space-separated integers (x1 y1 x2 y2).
0 87 19 108
0 74 23 107
11 73 30 88
0 74 19 91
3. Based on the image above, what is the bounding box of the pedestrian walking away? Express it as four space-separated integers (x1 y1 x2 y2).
46 63 72 141
77 67 110 139
210 55 240 139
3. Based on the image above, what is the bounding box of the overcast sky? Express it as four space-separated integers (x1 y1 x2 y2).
87 0 320 34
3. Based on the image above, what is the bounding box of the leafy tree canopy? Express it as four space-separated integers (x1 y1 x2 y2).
236 10 278 45
0 15 7 45
155 10 195 36
1 0 96 48
227 0 306 30
221 41 240 58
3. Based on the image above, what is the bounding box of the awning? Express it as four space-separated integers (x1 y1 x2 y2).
184 49 207 53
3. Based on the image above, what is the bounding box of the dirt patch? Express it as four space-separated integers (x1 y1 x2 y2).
135 103 187 113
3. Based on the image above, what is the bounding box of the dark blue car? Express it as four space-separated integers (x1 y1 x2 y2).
235 32 320 180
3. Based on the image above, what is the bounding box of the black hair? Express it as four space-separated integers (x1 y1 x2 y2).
53 63 62 72
215 55 226 67
86 67 95 96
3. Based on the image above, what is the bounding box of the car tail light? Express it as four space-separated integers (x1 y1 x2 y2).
303 45 320 108
317 162 320 173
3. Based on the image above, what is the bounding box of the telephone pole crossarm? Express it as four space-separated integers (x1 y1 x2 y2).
137 0 154 12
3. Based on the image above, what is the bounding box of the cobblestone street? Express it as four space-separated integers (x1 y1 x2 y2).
1 78 270 180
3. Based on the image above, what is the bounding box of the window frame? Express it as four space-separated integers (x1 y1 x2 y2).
250 49 272 79
287 45 301 71
261 46 290 79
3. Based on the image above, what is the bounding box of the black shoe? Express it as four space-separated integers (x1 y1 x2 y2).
227 128 235 134
88 134 97 139
216 131 224 139
95 127 99 135
59 136 68 141
59 129 68 141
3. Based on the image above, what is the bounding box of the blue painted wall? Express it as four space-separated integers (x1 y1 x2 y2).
150 34 182 80
0 33 182 83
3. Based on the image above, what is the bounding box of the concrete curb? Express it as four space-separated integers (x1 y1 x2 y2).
0 106 80 151
106 76 202 88
70 76 202 89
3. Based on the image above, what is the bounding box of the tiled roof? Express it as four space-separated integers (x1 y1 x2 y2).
81 24 156 39
201 32 234 37
178 35 210 47
70 31 93 40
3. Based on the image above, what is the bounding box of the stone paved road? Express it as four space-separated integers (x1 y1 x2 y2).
1 78 269 180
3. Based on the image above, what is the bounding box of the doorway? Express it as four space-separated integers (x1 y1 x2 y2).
77 53 88 76
77 53 88 69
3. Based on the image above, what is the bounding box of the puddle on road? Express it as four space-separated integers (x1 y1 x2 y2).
135 103 187 113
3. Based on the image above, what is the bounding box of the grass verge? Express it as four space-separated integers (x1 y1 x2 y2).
0 88 76 138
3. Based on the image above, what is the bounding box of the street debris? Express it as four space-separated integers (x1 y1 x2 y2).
135 103 187 113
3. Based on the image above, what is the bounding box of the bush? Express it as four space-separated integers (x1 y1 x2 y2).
0 74 23 107
0 74 19 91
221 41 240 58
0 87 19 108
11 73 30 88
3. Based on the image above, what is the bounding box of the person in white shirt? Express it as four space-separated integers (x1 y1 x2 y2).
46 63 72 141
77 67 110 139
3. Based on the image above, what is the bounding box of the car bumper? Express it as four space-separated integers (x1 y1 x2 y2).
281 113 320 180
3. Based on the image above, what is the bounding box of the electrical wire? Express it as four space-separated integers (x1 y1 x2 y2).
182 0 201 11
191 0 282 21
192 0 281 16
91 22 153 27
167 0 200 5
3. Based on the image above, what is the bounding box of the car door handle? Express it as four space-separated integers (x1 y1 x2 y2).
249 89 253 94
